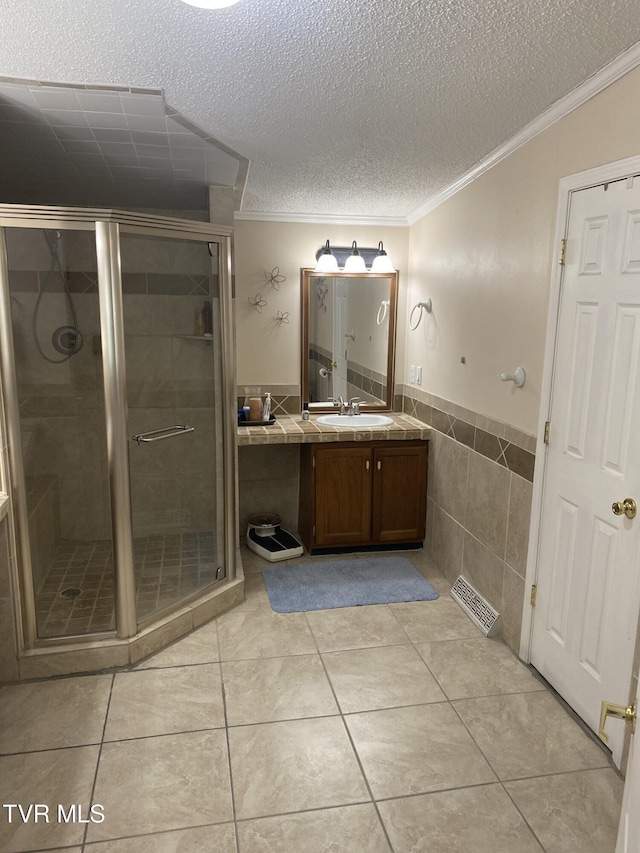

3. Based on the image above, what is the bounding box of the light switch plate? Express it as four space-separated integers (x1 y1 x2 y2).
416 366 422 385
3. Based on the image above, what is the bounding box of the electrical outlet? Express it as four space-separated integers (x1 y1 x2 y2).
410 365 415 383
416 366 422 385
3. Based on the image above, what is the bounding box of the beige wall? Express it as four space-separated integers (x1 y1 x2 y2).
406 64 640 435
234 65 640 430
233 221 409 388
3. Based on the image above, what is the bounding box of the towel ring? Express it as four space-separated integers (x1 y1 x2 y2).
410 299 432 330
377 300 389 326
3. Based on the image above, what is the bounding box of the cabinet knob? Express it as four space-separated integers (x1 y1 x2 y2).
377 460 381 470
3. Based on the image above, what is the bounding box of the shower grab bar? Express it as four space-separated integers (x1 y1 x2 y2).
132 425 194 444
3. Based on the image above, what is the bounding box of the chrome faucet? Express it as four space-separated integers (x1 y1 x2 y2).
329 395 361 415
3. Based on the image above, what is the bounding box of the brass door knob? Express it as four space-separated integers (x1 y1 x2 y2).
612 497 637 519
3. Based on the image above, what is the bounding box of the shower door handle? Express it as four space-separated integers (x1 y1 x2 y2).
132 425 194 444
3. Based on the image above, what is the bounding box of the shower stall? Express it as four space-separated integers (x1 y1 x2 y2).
0 205 237 667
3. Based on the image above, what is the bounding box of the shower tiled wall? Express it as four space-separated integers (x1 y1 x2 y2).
124 295 220 537
8 222 222 551
25 476 59 590
402 386 535 653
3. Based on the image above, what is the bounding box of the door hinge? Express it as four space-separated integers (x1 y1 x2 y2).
559 238 567 266
530 584 538 606
544 421 550 444
312 525 316 537
312 456 316 469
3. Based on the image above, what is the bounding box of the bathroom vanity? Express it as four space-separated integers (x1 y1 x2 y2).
237 413 431 554
298 440 427 552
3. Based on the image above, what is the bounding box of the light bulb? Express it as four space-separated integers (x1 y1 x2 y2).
344 254 366 272
315 254 339 273
371 241 394 273
315 239 339 272
344 241 366 273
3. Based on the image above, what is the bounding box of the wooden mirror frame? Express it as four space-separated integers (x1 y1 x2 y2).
300 268 398 412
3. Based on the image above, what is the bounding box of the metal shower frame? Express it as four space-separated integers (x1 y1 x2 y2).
0 204 237 651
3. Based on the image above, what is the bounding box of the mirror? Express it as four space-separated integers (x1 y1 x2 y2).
301 269 398 411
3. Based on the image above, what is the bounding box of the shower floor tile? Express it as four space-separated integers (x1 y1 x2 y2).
35 531 220 638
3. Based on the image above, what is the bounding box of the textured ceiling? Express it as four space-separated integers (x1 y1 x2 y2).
1 0 640 219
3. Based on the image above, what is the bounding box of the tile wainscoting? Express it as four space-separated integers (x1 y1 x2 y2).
400 386 535 653
236 383 535 652
237 385 301 417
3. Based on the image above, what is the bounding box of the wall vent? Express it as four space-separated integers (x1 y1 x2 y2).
450 575 501 637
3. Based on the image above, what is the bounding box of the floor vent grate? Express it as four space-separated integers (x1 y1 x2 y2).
450 575 501 637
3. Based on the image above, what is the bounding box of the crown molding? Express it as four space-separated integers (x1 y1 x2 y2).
234 210 408 227
407 39 640 225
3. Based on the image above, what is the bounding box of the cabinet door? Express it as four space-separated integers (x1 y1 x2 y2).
372 444 427 543
314 446 371 547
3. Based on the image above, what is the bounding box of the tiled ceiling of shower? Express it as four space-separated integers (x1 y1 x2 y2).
0 80 243 211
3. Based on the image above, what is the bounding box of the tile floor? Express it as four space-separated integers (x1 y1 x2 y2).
0 546 624 852
35 532 220 637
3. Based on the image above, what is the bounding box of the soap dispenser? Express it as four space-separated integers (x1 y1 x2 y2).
262 392 272 422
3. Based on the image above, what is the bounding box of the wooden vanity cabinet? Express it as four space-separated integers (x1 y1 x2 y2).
298 440 428 552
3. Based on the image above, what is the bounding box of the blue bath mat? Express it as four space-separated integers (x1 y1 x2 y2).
262 556 439 613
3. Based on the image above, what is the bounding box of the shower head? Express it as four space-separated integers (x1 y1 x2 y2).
43 229 62 251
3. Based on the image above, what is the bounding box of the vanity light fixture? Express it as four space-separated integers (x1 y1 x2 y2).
344 241 367 273
371 241 394 273
180 0 241 8
314 240 339 273
313 241 395 272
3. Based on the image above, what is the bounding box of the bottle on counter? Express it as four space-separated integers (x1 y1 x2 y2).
248 397 262 421
262 392 272 422
302 402 310 421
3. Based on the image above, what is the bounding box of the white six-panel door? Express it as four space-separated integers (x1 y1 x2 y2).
531 178 640 768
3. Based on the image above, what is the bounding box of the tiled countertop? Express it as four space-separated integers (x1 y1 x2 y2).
237 413 431 445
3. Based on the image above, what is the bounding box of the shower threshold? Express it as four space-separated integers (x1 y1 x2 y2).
35 531 220 639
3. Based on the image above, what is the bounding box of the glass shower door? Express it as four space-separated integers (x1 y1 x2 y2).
120 232 225 622
4 225 116 638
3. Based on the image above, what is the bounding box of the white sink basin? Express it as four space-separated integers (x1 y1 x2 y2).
317 414 394 428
